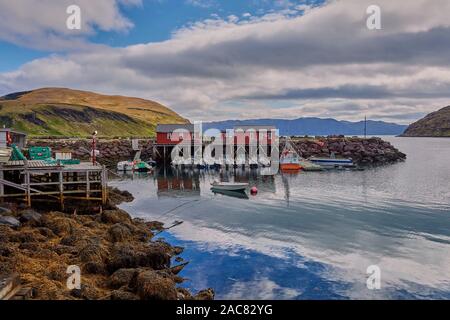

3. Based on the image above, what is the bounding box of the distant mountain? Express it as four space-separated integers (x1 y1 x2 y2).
203 117 407 136
401 106 450 137
0 88 188 137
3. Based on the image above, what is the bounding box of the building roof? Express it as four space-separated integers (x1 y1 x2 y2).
156 124 195 133
0 128 27 136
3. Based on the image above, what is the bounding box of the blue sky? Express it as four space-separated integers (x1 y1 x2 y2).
0 0 449 123
0 0 321 71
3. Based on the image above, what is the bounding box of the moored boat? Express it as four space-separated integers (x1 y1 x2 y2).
309 154 354 168
280 142 302 171
211 181 249 191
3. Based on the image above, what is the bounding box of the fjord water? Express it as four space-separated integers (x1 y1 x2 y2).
112 137 450 299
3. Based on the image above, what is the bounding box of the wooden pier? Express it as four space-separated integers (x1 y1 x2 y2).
0 160 108 210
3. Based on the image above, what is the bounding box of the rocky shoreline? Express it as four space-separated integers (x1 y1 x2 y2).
0 188 213 300
284 136 406 165
28 136 406 167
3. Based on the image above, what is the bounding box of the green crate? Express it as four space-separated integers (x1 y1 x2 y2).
29 146 52 160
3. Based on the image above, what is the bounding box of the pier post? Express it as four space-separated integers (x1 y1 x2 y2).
101 165 107 205
59 170 64 211
86 170 90 199
25 171 31 207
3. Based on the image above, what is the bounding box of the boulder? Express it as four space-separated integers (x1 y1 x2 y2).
101 209 132 224
106 243 171 273
0 206 13 216
108 268 138 289
135 270 177 300
19 209 42 225
108 223 133 243
0 216 20 228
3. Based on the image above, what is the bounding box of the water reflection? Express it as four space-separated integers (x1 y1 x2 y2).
112 138 450 299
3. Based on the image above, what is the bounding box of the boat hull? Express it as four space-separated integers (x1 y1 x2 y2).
280 163 302 171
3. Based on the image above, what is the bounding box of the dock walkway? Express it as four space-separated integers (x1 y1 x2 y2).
0 160 108 209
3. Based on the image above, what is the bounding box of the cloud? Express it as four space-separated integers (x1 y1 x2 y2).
1 0 450 123
0 0 141 51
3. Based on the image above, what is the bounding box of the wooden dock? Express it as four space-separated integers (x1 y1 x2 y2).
0 160 108 209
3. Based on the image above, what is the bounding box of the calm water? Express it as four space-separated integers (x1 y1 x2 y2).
112 137 450 300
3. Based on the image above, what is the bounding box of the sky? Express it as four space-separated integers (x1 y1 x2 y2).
0 0 449 124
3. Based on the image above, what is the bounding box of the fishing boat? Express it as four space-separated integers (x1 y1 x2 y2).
280 142 302 171
309 153 354 168
211 181 249 191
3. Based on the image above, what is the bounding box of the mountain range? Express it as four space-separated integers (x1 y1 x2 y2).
203 118 407 136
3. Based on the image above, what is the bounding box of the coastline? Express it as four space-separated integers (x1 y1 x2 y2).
28 135 407 167
0 187 214 300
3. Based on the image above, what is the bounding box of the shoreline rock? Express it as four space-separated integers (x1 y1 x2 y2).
0 189 214 300
283 136 406 165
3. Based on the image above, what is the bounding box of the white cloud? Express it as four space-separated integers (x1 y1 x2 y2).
0 0 141 50
1 0 450 123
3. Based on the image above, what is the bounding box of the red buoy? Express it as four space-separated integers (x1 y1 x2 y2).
250 186 258 195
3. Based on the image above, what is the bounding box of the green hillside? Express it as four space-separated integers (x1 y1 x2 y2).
0 88 188 138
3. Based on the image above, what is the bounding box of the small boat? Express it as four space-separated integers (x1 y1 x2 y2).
211 181 249 191
117 150 152 172
299 159 323 171
280 142 302 171
309 153 354 168
258 156 271 167
117 160 152 172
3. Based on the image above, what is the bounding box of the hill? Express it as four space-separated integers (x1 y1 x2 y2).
401 106 450 137
203 118 407 136
0 88 188 137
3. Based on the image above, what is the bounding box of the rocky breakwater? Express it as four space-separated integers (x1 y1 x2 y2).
285 136 406 165
28 139 154 167
0 189 213 300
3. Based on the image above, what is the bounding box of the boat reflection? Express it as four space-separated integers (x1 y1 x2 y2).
211 188 249 199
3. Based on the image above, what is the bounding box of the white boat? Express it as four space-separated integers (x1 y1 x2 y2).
258 156 271 167
211 181 249 191
309 153 353 168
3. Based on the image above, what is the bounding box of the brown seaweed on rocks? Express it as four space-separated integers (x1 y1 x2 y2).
0 189 214 300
